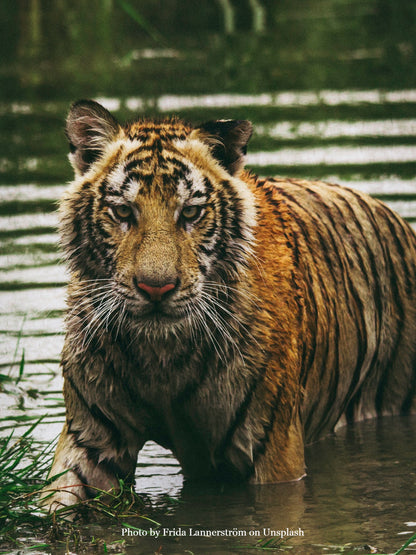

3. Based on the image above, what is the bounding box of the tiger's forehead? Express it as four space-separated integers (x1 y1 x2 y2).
102 120 207 203
125 118 192 143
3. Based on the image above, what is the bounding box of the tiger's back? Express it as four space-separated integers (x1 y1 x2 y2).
42 101 416 510
252 176 416 443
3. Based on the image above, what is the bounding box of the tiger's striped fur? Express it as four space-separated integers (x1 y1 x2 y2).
43 100 416 509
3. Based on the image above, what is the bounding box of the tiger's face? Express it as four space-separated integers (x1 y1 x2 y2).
61 101 256 339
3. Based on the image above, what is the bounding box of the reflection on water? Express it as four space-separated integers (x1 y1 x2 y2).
1 0 416 552
49 417 415 554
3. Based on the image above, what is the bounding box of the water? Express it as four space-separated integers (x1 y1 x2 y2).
1 0 416 553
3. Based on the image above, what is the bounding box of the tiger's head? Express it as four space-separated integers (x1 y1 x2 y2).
60 100 257 340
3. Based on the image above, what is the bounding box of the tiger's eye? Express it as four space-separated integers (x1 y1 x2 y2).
114 205 132 220
182 205 200 220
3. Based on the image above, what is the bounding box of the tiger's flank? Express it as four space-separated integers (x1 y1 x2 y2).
41 100 416 510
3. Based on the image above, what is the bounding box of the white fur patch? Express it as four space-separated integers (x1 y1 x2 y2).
176 165 207 203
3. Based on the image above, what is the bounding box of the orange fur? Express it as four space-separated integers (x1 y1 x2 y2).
41 102 416 512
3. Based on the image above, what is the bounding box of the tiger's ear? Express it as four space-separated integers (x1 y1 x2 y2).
66 100 119 175
197 119 253 176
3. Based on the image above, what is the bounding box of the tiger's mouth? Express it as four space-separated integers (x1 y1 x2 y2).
123 294 192 323
138 305 186 322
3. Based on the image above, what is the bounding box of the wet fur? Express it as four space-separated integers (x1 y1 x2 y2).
42 100 416 510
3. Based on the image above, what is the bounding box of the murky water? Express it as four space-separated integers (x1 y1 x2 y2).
1 1 416 553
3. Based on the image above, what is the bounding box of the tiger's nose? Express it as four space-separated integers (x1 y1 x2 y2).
134 279 177 301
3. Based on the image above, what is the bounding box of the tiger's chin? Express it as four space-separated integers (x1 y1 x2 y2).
124 303 195 340
124 298 189 320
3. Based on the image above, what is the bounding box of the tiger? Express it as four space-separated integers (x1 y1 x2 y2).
42 99 416 510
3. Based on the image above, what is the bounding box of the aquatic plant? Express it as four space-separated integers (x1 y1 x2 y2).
0 418 53 546
0 416 153 552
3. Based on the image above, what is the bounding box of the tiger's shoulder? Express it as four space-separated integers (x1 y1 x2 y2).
247 172 416 256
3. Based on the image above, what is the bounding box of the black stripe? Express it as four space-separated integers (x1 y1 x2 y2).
376 203 414 295
308 194 385 427
126 170 150 183
217 363 268 461
299 262 318 389
165 158 190 174
125 148 143 161
273 185 373 437
104 187 125 198
165 165 190 182
94 218 111 240
191 190 206 199
124 158 143 173
251 386 284 464
89 206 114 272
127 125 187 142
274 192 332 305
70 464 97 499
375 243 406 414
199 243 216 255
305 189 360 321
259 185 316 384
65 375 121 451
201 218 218 240
78 195 113 276
176 172 194 192
332 197 371 286
98 178 110 210
348 192 406 412
339 189 407 417
342 288 369 422
203 177 214 194
127 153 156 166
272 197 331 398
401 360 416 413
312 314 342 437
199 262 208 275
209 187 227 262
315 190 387 425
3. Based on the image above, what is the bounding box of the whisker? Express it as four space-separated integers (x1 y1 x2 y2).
194 302 227 364
196 296 240 364
202 281 262 304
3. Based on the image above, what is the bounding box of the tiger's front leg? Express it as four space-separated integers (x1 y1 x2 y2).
41 424 132 511
41 360 145 513
41 422 140 512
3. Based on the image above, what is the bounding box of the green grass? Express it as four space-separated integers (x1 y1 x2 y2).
0 420 154 553
0 352 153 553
392 532 416 555
0 418 54 547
